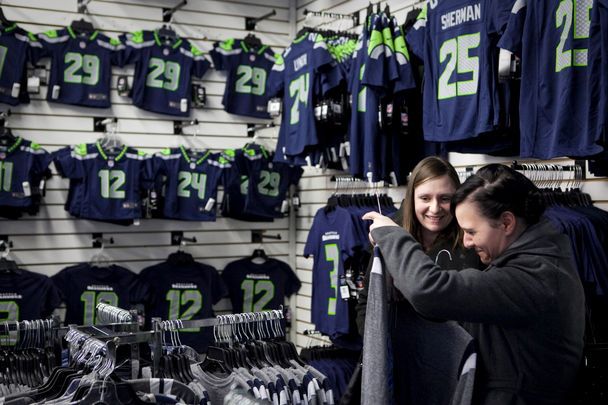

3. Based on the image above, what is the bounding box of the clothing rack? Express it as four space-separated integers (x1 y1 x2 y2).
303 8 360 30
511 160 586 188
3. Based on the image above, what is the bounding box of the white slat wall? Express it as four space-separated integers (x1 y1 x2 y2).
292 0 608 349
0 0 295 317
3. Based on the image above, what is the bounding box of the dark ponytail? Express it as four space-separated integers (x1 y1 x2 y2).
451 164 546 225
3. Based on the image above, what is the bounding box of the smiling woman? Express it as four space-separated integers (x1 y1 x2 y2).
364 163 586 405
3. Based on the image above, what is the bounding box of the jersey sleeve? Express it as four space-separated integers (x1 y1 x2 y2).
26 31 46 65
30 144 53 179
52 145 85 180
496 0 527 56
311 34 335 72
405 5 427 60
209 38 237 71
189 42 211 79
109 35 129 67
210 267 228 305
289 166 304 186
487 0 518 36
391 17 417 93
267 52 285 98
281 262 301 297
303 215 320 258
120 31 143 66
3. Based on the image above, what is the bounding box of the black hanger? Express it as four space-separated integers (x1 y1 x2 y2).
384 4 391 18
158 24 177 41
296 26 310 38
0 7 13 26
168 250 194 265
199 345 232 374
325 195 338 213
367 2 374 18
0 257 20 274
244 33 262 50
70 18 95 35
251 248 268 262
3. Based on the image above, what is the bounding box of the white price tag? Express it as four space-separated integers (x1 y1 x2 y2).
204 198 216 211
340 285 350 300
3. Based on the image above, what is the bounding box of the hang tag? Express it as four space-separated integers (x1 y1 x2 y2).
314 104 322 121
341 156 349 171
344 141 351 156
11 83 20 98
390 171 398 186
292 194 300 207
498 49 512 82
134 219 140 226
40 179 47 196
117 75 130 96
204 198 215 211
280 199 289 213
330 147 338 162
27 76 40 94
321 103 329 120
267 98 282 116
180 98 188 113
51 85 60 99
22 181 31 197
305 156 312 167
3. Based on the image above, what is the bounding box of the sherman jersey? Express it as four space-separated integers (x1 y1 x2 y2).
37 27 126 108
153 147 230 221
0 137 52 208
139 255 227 352
221 257 301 313
53 142 154 221
51 263 150 325
0 23 42 106
304 206 363 338
267 33 334 160
210 38 278 118
499 0 603 158
406 0 506 142
122 30 210 116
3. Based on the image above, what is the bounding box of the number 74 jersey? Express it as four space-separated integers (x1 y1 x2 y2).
406 0 512 142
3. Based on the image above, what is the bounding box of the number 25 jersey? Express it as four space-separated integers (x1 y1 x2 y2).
406 0 508 142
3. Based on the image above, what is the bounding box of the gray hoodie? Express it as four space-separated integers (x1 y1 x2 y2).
372 219 585 405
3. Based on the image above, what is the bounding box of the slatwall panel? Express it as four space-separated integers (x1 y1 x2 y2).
0 0 295 318
292 0 608 349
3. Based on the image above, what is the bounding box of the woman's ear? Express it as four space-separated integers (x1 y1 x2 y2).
500 211 518 235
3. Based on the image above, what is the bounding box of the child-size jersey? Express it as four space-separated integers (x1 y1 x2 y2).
588 0 608 146
153 146 230 221
0 136 51 208
210 38 277 118
0 23 42 106
53 142 154 221
51 263 150 325
304 206 363 339
238 144 303 218
121 30 210 116
406 0 505 142
221 257 301 313
37 27 126 108
499 0 603 158
139 255 227 352
267 33 334 159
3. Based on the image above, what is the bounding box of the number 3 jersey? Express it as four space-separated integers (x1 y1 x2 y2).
210 38 278 119
139 253 227 353
37 27 126 108
152 147 231 221
121 30 210 116
51 263 150 325
304 206 363 338
406 0 510 142
53 142 154 222
221 257 301 313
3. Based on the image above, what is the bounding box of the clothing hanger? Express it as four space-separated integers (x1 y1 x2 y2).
70 18 95 35
90 238 112 268
0 6 13 26
251 243 268 264
0 241 20 274
158 23 177 42
244 33 262 49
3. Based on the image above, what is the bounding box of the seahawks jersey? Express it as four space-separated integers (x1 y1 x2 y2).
499 0 603 158
588 0 608 145
153 146 230 221
406 0 505 142
139 254 227 352
0 136 51 208
122 30 210 116
53 142 154 221
0 23 42 106
210 38 277 118
51 263 150 325
37 27 125 108
221 257 301 313
267 33 334 159
304 206 363 338
238 144 303 218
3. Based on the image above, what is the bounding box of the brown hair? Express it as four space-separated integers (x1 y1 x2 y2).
402 156 462 250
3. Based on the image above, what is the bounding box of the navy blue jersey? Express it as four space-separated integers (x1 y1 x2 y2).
51 263 149 325
0 137 51 208
37 27 125 108
588 0 608 145
221 257 301 313
237 144 303 218
153 147 230 221
53 142 154 221
406 1 505 142
0 24 42 106
268 33 334 159
303 207 363 338
139 254 227 352
499 0 603 158
210 38 277 118
122 30 210 116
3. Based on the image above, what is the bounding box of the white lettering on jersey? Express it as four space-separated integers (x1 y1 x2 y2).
441 3 481 30
293 54 308 72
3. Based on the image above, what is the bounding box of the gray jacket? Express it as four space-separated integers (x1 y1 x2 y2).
372 219 585 405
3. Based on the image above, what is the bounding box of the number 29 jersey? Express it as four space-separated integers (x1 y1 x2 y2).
406 0 507 142
210 38 278 118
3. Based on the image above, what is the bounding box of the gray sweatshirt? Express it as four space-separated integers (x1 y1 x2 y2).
372 219 585 405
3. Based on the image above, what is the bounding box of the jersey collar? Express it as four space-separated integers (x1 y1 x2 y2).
2 136 22 155
240 41 269 55
1 23 17 34
67 26 99 41
244 143 269 159
153 30 182 50
179 145 211 165
96 142 128 162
